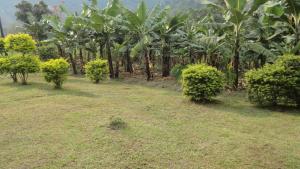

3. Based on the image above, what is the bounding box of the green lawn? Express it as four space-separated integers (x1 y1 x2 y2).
0 74 299 169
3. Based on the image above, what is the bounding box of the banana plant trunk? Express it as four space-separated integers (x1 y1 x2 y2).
162 44 171 77
69 53 78 75
106 38 114 78
115 59 120 78
79 48 85 74
233 33 240 89
125 48 133 73
144 49 152 81
296 24 300 55
0 17 4 37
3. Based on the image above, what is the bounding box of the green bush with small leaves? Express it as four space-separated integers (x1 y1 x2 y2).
0 57 9 74
85 59 109 83
0 38 6 55
245 55 300 107
41 58 69 89
4 33 36 54
7 54 40 85
182 64 224 102
171 64 187 80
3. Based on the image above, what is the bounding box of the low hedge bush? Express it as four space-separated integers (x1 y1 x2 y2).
245 55 300 107
182 64 224 102
85 59 109 83
7 54 40 84
41 58 69 89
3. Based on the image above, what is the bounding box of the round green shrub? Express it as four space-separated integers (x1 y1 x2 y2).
41 58 69 89
7 54 41 85
245 55 300 107
171 64 187 80
4 33 36 54
182 64 224 102
85 59 109 83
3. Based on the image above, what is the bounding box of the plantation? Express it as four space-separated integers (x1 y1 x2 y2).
0 0 300 168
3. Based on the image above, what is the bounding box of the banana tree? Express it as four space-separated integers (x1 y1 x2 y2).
156 11 186 77
123 1 163 81
264 0 300 54
212 0 268 88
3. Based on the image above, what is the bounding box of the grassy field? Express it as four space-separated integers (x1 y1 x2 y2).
0 74 299 169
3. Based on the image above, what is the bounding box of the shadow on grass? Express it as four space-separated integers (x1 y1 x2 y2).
202 92 300 117
0 81 97 98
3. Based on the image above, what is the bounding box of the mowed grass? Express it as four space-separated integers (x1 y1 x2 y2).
0 74 299 169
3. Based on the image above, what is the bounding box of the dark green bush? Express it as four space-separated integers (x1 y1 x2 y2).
182 64 224 102
245 55 300 107
41 58 69 89
7 54 41 85
171 64 187 80
37 45 58 60
85 59 109 83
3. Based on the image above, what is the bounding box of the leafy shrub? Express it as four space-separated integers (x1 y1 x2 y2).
0 38 6 55
85 59 109 83
0 57 9 74
182 64 225 102
245 55 300 107
171 64 187 80
7 54 40 85
41 58 69 89
109 117 127 130
4 33 36 54
37 45 58 60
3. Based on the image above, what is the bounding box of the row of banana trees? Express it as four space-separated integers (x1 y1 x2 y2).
43 0 300 88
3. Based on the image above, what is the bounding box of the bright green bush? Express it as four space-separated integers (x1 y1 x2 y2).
182 64 224 102
85 59 109 83
0 57 9 74
245 55 300 107
7 54 41 85
171 64 187 80
4 33 36 54
0 38 6 55
41 58 69 89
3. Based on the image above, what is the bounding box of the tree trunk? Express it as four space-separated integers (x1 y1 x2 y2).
115 60 120 78
144 49 152 81
79 48 85 74
162 45 171 77
0 17 4 37
295 24 300 55
106 39 114 78
100 43 104 58
233 34 240 89
189 48 195 64
69 53 78 75
125 48 133 73
10 72 18 83
57 44 64 58
87 52 91 62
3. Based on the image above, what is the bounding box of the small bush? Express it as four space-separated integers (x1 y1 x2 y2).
182 64 224 102
109 117 127 130
0 57 9 74
41 58 69 89
85 59 109 83
4 33 36 54
0 38 6 55
37 45 58 60
171 64 187 80
7 54 40 85
245 55 300 107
